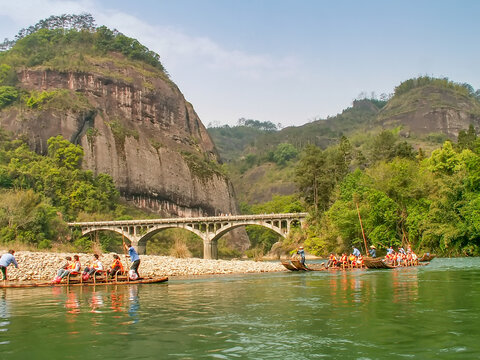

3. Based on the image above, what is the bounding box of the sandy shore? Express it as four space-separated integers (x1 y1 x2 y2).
1 251 287 282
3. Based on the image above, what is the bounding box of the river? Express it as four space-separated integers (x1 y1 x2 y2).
0 258 479 359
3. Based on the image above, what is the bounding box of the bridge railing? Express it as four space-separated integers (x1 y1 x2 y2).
67 212 309 227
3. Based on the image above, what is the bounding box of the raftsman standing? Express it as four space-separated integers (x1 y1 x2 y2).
0 250 18 280
124 241 141 279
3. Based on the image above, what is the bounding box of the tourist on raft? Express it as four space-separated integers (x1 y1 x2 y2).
82 254 103 280
326 253 337 268
53 255 81 283
369 245 376 258
352 246 361 257
107 254 124 278
55 256 72 280
124 241 141 279
0 250 18 281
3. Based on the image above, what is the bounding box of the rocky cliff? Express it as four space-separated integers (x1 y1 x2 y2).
0 56 249 249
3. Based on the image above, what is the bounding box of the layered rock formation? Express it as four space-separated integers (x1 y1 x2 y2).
0 57 249 249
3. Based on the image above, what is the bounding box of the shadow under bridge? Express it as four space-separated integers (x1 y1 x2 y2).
68 213 308 259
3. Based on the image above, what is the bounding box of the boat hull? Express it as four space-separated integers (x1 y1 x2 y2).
419 254 436 262
363 258 395 269
0 276 168 289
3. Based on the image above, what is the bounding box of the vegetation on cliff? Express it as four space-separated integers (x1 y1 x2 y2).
0 129 121 249
0 14 169 113
0 14 166 73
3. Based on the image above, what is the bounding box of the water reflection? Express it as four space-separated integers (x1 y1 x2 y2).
89 290 104 313
0 259 479 359
50 285 141 318
0 291 10 345
128 286 139 323
391 268 419 303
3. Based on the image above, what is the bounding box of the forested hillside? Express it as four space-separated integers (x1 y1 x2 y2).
209 78 480 257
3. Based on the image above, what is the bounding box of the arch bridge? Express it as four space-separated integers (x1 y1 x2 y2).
68 213 308 259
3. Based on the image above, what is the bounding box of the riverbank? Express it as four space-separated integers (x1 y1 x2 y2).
2 251 287 281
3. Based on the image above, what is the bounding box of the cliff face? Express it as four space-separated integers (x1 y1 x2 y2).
0 62 243 225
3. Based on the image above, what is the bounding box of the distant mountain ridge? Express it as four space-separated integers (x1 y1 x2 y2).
209 77 480 205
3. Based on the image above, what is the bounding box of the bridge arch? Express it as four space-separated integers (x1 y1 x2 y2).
69 213 308 259
209 222 286 243
136 225 204 254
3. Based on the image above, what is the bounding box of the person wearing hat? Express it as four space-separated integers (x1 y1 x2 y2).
369 245 376 258
296 246 307 268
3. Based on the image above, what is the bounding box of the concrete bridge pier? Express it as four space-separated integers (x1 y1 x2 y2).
203 240 218 260
136 241 146 255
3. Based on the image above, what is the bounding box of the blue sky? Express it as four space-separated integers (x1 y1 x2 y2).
0 0 478 127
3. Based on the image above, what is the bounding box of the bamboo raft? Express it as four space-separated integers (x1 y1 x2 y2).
363 257 430 269
281 259 327 271
363 258 395 269
281 260 361 272
419 253 436 262
0 276 168 289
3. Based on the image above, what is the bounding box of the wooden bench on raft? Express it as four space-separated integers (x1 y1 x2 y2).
66 270 112 284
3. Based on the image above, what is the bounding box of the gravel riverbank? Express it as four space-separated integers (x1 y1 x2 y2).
2 251 287 281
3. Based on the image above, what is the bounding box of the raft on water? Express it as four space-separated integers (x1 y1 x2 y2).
363 258 395 269
363 257 429 269
0 276 168 289
419 253 436 262
281 259 358 272
281 259 326 271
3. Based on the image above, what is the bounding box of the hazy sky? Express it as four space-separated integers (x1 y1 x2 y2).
0 0 478 127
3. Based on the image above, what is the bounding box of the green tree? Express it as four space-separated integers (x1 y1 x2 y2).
273 143 298 166
0 86 19 108
47 135 84 170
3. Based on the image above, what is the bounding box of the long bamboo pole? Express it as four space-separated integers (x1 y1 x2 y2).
121 233 129 274
356 202 368 255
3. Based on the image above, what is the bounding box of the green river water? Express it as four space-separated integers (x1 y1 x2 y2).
0 258 479 359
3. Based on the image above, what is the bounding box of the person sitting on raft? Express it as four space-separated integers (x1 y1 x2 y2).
108 254 124 278
82 254 103 280
53 255 81 283
55 256 72 279
326 253 337 268
357 254 364 268
348 253 357 268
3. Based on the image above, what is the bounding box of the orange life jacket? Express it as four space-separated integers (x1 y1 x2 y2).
111 259 124 271
70 260 81 272
68 260 80 270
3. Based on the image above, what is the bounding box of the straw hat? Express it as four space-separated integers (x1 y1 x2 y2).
370 245 376 249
